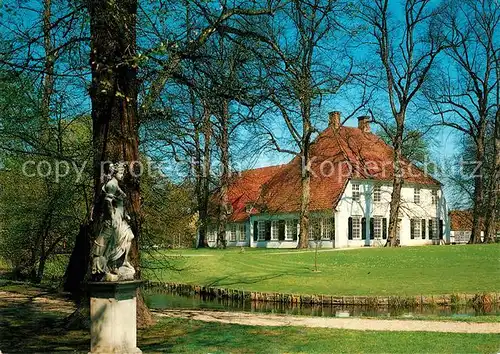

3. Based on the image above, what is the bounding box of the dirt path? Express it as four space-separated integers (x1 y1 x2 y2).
155 308 500 334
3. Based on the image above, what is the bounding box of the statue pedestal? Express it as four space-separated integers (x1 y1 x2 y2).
88 280 143 354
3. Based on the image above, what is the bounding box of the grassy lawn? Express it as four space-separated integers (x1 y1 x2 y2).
0 300 499 353
144 244 500 296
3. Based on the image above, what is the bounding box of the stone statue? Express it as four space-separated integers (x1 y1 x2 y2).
91 162 135 281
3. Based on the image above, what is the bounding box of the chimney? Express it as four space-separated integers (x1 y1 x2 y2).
358 116 370 133
328 111 341 130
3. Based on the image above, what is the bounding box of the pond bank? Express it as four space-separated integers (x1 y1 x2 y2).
145 281 500 307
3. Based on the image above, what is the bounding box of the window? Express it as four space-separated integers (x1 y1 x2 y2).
352 217 362 239
431 190 438 205
238 224 246 241
430 218 438 239
414 188 420 204
373 217 382 239
373 185 381 203
271 220 279 240
411 219 421 239
309 218 321 240
352 184 360 202
258 221 266 240
207 226 216 242
229 224 237 242
285 220 295 240
322 218 334 240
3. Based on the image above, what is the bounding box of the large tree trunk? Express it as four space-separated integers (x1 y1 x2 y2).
216 100 230 249
196 104 212 248
298 112 311 249
470 140 485 244
484 110 500 243
86 0 152 327
298 167 311 249
386 122 404 247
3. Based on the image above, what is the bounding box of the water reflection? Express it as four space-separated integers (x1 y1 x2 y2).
144 288 499 319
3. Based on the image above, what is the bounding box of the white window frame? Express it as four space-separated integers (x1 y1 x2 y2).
207 226 216 242
322 218 333 240
431 190 438 205
258 220 266 240
352 216 362 239
373 217 382 239
238 224 245 241
414 188 421 204
431 218 438 239
285 220 295 241
352 184 360 202
271 220 279 240
229 224 237 242
373 185 381 203
412 219 421 239
309 218 320 240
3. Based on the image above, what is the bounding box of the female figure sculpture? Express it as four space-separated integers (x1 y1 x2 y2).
92 163 135 281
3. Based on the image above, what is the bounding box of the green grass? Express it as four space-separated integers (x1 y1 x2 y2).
144 244 500 296
1 300 499 353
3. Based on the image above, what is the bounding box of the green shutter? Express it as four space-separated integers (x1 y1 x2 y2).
278 220 285 241
370 218 374 240
428 219 433 239
253 221 258 242
382 218 387 239
421 219 426 239
330 217 335 240
265 221 271 241
439 219 444 239
361 217 366 239
410 219 415 239
348 217 353 240
292 219 298 241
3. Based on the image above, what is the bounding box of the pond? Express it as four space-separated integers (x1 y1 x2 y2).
144 287 500 319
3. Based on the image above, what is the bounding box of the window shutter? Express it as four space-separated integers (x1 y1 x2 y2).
361 217 367 239
253 221 258 242
428 219 433 239
370 218 374 239
421 219 426 239
348 217 353 240
382 218 387 239
265 221 271 241
439 219 444 239
278 220 285 241
292 219 298 241
330 217 335 240
410 219 415 239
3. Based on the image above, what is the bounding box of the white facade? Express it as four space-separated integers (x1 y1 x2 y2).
205 180 450 249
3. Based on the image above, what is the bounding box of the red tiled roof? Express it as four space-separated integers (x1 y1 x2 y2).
225 126 441 220
226 165 285 222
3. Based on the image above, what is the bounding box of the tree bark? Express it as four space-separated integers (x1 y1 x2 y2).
470 138 485 244
86 0 153 327
386 117 404 247
216 100 230 249
196 104 211 248
484 110 499 243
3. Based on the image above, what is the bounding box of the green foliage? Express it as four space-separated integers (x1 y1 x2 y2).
141 166 197 249
145 244 500 296
0 70 93 282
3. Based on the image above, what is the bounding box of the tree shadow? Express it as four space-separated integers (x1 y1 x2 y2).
203 270 308 288
0 297 88 353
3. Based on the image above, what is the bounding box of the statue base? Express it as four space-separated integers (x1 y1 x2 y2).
88 280 144 354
